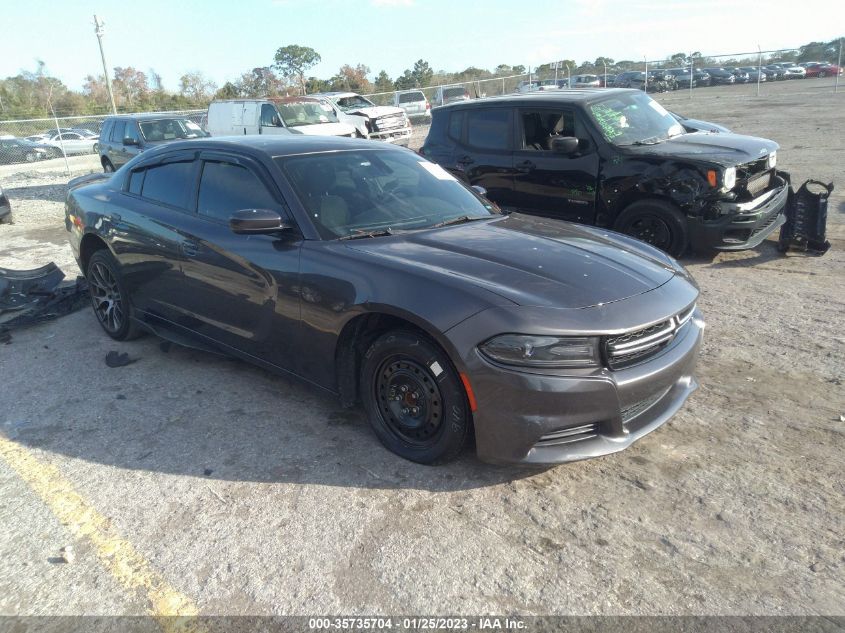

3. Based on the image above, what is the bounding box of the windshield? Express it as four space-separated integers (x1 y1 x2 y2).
588 92 685 146
139 118 208 141
278 101 339 127
277 150 498 239
334 95 375 112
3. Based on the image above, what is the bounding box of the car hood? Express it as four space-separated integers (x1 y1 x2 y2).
626 132 778 167
347 214 678 309
345 105 404 118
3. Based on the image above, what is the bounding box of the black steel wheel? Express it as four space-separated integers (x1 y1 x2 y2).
615 199 689 257
361 330 470 464
86 250 142 340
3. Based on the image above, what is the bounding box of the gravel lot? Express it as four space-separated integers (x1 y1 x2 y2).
0 78 843 618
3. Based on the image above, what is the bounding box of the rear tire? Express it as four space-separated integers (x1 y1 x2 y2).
614 199 689 258
86 250 143 341
102 158 115 173
361 330 470 465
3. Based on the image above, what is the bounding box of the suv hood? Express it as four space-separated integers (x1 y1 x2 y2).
345 105 404 119
627 132 778 167
348 214 677 309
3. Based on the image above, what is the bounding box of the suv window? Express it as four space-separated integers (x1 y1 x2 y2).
100 120 113 142
520 110 578 151
398 91 424 104
198 161 278 222
466 109 510 150
140 160 195 209
111 120 126 142
448 111 464 141
124 122 141 143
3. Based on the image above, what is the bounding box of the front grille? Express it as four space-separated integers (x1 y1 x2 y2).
536 423 599 447
621 386 671 423
750 209 781 237
736 157 768 180
604 304 695 369
375 114 405 131
746 171 772 197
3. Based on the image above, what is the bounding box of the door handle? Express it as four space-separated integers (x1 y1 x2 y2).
180 240 199 257
516 160 536 173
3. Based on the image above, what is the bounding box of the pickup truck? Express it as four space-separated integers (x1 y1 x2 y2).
419 88 788 256
313 92 411 146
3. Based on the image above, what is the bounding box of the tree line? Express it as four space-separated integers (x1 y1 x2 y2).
0 38 840 120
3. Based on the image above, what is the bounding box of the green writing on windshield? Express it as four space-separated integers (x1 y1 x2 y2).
590 104 624 141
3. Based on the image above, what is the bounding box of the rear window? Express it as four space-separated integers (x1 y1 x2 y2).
140 160 194 209
443 87 466 98
100 120 113 142
448 111 464 141
398 92 425 104
466 109 509 150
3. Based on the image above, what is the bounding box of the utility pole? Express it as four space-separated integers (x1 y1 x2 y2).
93 15 117 114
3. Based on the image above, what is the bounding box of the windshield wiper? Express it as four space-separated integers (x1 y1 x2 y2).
338 228 395 240
432 215 490 228
628 136 665 146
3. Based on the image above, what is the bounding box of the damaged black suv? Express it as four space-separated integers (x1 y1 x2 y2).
420 89 788 256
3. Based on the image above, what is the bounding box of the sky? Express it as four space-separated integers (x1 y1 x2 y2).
2 0 843 91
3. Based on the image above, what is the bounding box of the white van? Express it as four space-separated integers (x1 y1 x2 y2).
207 99 356 138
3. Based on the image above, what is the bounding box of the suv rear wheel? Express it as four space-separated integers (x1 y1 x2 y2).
615 199 689 257
102 158 115 173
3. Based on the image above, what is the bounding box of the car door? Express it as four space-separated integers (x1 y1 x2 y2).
259 103 287 135
170 151 302 365
452 107 518 207
512 107 599 223
108 120 130 167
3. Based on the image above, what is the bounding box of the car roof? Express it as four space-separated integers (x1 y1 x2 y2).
106 113 196 121
313 92 360 98
132 135 404 159
437 88 637 110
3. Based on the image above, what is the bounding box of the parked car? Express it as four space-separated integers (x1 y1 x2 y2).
0 138 49 164
804 62 842 78
515 80 540 93
738 67 767 82
272 97 358 137
702 68 736 85
727 67 750 83
666 68 695 87
98 114 209 172
646 70 676 92
419 89 787 256
65 134 704 465
40 131 99 157
432 85 471 106
772 63 806 79
760 66 784 80
598 74 616 87
691 69 711 86
537 79 567 91
613 71 646 89
571 74 600 88
314 92 411 145
0 184 10 222
393 89 431 121
671 112 731 134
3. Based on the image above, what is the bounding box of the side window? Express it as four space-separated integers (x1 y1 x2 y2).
140 160 195 209
466 109 510 151
111 120 126 142
260 104 279 127
520 110 577 151
127 168 145 195
448 111 464 141
125 122 141 143
197 161 278 222
100 120 112 142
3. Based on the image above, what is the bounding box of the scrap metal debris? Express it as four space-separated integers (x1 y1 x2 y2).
778 180 834 254
0 263 89 343
105 351 137 368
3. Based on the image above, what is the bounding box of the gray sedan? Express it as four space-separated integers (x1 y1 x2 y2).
66 136 703 465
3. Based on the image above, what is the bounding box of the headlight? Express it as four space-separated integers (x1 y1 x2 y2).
479 335 600 368
723 166 736 191
767 151 777 169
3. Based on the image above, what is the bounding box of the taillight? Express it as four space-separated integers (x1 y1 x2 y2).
426 102 431 110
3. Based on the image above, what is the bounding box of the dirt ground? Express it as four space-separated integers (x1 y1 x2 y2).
0 78 843 618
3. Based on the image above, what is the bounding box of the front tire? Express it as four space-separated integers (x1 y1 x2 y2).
614 199 689 257
361 330 470 464
86 250 143 341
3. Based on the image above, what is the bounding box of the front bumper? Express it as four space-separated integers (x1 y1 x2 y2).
688 175 789 251
367 127 412 144
446 280 703 465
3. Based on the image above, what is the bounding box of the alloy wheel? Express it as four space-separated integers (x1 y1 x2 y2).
88 261 124 333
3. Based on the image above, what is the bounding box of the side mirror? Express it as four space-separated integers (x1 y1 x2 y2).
123 137 138 146
471 185 488 197
229 209 292 234
271 115 283 127
550 136 580 155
